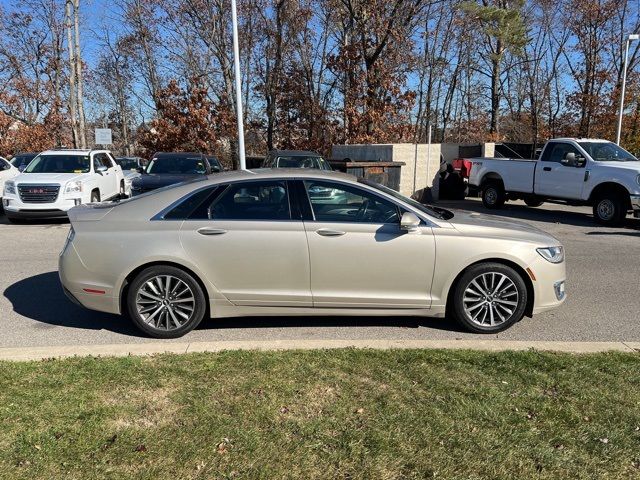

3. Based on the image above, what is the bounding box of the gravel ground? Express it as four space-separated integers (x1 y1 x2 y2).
1 198 639 348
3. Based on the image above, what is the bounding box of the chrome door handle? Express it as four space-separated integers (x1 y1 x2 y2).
197 227 227 236
316 228 346 237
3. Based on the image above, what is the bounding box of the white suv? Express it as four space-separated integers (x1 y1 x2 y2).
2 149 125 222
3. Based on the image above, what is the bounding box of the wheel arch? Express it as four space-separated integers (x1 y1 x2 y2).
588 182 631 208
480 172 504 187
445 258 535 319
119 261 212 317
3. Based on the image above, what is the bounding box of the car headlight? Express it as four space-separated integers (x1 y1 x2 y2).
536 246 564 264
64 180 83 194
4 181 16 195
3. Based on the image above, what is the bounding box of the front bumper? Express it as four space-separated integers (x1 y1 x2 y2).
529 255 567 315
3 195 83 219
630 194 640 218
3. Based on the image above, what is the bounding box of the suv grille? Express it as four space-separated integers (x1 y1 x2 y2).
18 184 60 203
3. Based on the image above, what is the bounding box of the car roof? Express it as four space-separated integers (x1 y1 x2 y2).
551 138 611 143
39 149 110 156
205 168 355 183
153 152 205 158
268 150 322 157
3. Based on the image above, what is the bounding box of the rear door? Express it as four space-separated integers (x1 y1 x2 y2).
534 142 586 198
179 179 311 306
299 179 436 309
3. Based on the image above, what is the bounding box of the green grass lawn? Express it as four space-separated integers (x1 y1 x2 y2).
1 349 639 479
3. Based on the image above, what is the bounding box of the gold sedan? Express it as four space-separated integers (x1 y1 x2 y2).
59 169 566 338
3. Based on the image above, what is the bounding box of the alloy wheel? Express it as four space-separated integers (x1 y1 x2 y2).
462 272 519 327
135 275 195 331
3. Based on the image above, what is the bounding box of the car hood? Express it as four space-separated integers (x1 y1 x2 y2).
447 209 560 245
132 173 202 190
13 172 90 184
593 160 640 172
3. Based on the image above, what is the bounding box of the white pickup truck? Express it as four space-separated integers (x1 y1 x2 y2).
467 138 640 225
2 149 125 223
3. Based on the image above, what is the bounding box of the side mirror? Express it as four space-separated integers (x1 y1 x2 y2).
136 166 145 174
96 165 108 174
400 212 421 231
18 165 26 172
561 152 576 167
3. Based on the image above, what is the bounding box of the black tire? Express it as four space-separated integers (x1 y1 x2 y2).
481 182 506 209
127 265 207 338
593 193 626 226
91 190 100 203
524 198 544 208
451 262 528 334
119 181 126 198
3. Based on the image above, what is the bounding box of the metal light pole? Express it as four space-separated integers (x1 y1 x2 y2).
231 0 246 169
616 33 639 146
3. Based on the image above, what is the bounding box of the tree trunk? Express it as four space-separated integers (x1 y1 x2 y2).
489 39 503 136
65 0 79 148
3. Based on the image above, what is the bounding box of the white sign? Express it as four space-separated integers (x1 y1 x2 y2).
94 128 112 145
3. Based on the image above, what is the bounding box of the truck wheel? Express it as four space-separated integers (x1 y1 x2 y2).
593 193 626 226
450 262 528 333
524 198 544 207
482 182 506 209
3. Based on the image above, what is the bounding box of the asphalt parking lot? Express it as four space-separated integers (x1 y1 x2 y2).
1 198 639 348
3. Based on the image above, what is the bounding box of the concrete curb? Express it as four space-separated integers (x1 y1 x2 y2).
0 339 638 361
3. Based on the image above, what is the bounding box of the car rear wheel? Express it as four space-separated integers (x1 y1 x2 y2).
481 182 506 209
127 266 207 338
451 263 528 333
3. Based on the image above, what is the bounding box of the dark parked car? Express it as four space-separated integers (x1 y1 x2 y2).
9 152 38 172
206 155 224 173
131 152 213 196
263 150 332 170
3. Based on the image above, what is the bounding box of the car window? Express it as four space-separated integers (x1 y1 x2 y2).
0 159 9 170
93 153 112 171
578 142 637 162
25 154 90 173
147 156 207 174
543 143 581 163
304 180 400 224
163 187 219 220
207 181 291 221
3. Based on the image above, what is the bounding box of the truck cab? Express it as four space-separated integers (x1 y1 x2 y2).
2 149 125 223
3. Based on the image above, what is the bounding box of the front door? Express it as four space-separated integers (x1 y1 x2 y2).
93 153 118 199
300 179 436 309
534 142 586 198
179 180 311 307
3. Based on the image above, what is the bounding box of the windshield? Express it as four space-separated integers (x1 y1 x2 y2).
358 178 453 220
146 157 207 174
24 154 90 174
116 158 140 170
579 142 638 162
276 156 332 170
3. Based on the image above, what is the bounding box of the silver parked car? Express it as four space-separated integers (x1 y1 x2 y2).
59 169 566 338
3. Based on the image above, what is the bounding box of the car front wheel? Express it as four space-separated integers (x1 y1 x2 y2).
593 193 626 226
451 263 528 333
127 266 207 338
